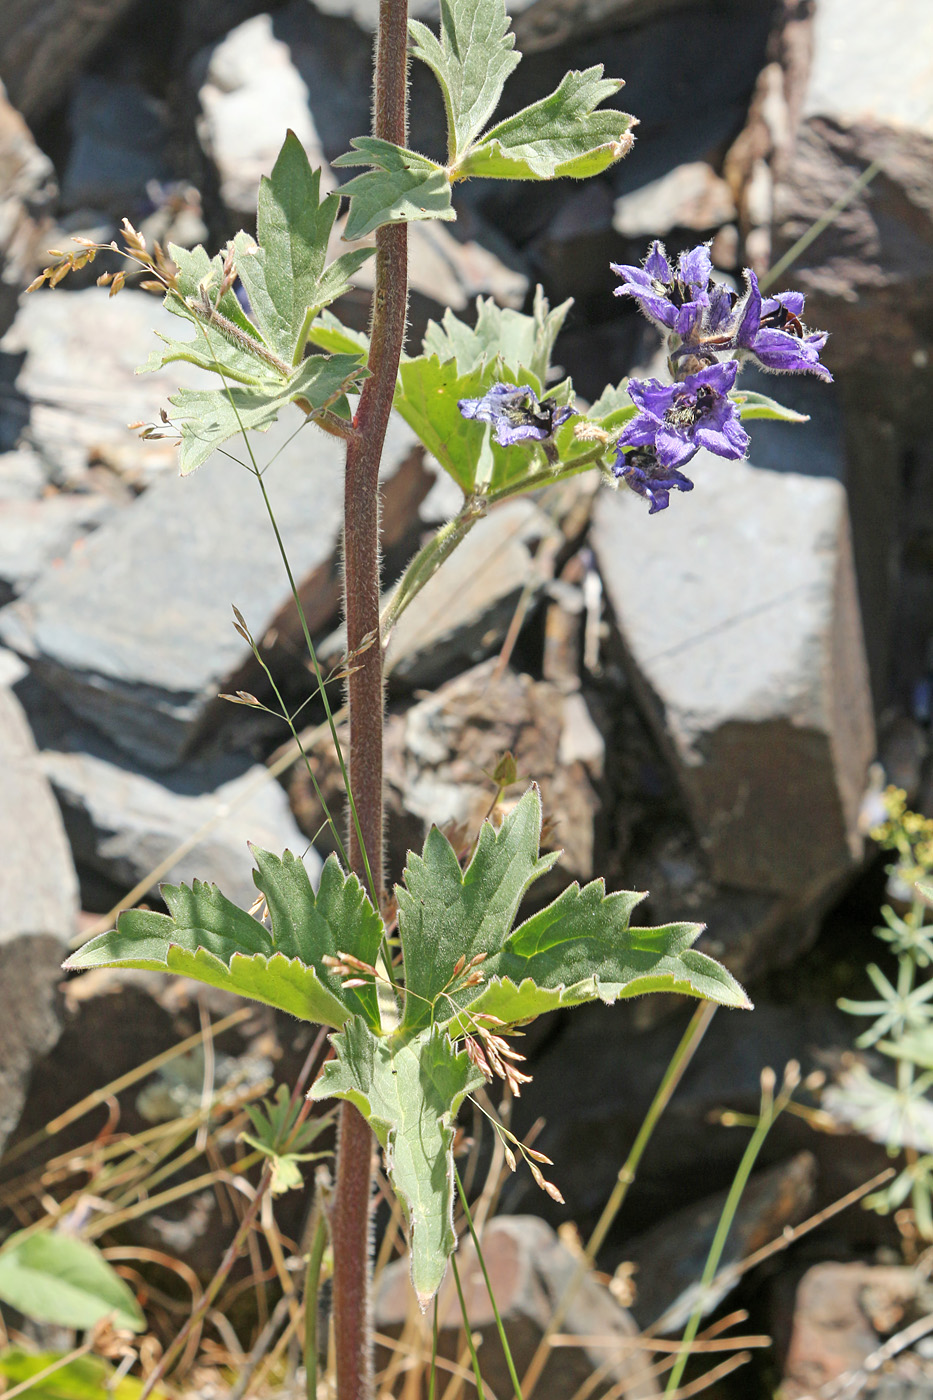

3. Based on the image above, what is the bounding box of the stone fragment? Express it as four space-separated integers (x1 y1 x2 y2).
0 79 56 340
0 684 78 1154
0 0 137 123
0 493 113 605
612 162 735 239
592 457 875 898
0 448 45 500
40 736 322 914
0 288 211 486
777 1262 933 1400
375 1215 660 1400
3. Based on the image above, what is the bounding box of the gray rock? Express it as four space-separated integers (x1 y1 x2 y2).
0 0 137 122
0 79 57 340
40 740 322 913
376 1215 660 1400
612 161 735 239
592 458 875 897
0 288 212 486
0 448 46 500
771 0 933 376
0 493 113 605
197 13 334 219
0 684 79 943
61 76 170 213
0 411 420 769
0 683 77 1153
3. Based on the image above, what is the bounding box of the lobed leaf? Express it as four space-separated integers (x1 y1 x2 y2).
166 351 364 473
408 0 522 160
334 139 454 240
422 286 571 383
63 856 384 1029
309 1019 485 1305
397 788 557 1033
457 67 633 181
0 1231 144 1332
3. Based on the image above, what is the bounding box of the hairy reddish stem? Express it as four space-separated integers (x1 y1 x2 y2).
332 0 409 1389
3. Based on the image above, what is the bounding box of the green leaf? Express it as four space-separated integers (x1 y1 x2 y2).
334 139 454 240
0 1232 144 1332
310 1019 484 1305
394 357 490 494
731 389 810 423
408 0 522 160
251 849 385 1031
241 1085 331 1193
422 286 571 383
396 786 750 1039
586 380 637 431
457 67 633 180
0 1349 166 1400
251 133 376 360
63 872 360 1029
397 788 557 1034
166 351 364 474
304 307 371 359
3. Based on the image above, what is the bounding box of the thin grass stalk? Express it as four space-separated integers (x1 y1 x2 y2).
455 1170 523 1400
451 1253 487 1400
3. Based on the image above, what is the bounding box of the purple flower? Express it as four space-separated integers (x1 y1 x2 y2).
732 269 832 381
610 239 715 338
616 360 749 469
457 383 575 446
612 447 694 514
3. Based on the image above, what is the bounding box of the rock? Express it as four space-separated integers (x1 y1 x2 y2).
612 162 735 240
0 684 79 943
622 1151 816 1331
0 288 212 486
386 499 561 688
375 1215 660 1400
0 447 46 500
40 735 322 914
0 79 56 340
0 412 421 769
0 0 137 123
591 458 875 899
776 1262 933 1400
196 13 333 220
0 493 113 606
61 76 170 213
0 684 79 1154
771 0 933 377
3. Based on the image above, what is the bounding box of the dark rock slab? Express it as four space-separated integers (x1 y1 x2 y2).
376 1215 660 1400
0 410 420 768
61 76 170 214
0 79 56 341
592 458 875 898
622 1151 816 1331
40 738 322 913
0 0 138 122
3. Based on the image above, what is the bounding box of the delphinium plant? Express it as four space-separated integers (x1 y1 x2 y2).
27 0 834 1390
827 789 933 1240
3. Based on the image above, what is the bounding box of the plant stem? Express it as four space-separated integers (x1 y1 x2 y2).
331 0 409 1388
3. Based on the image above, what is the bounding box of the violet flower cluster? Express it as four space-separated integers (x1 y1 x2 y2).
453 242 829 517
609 240 830 512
